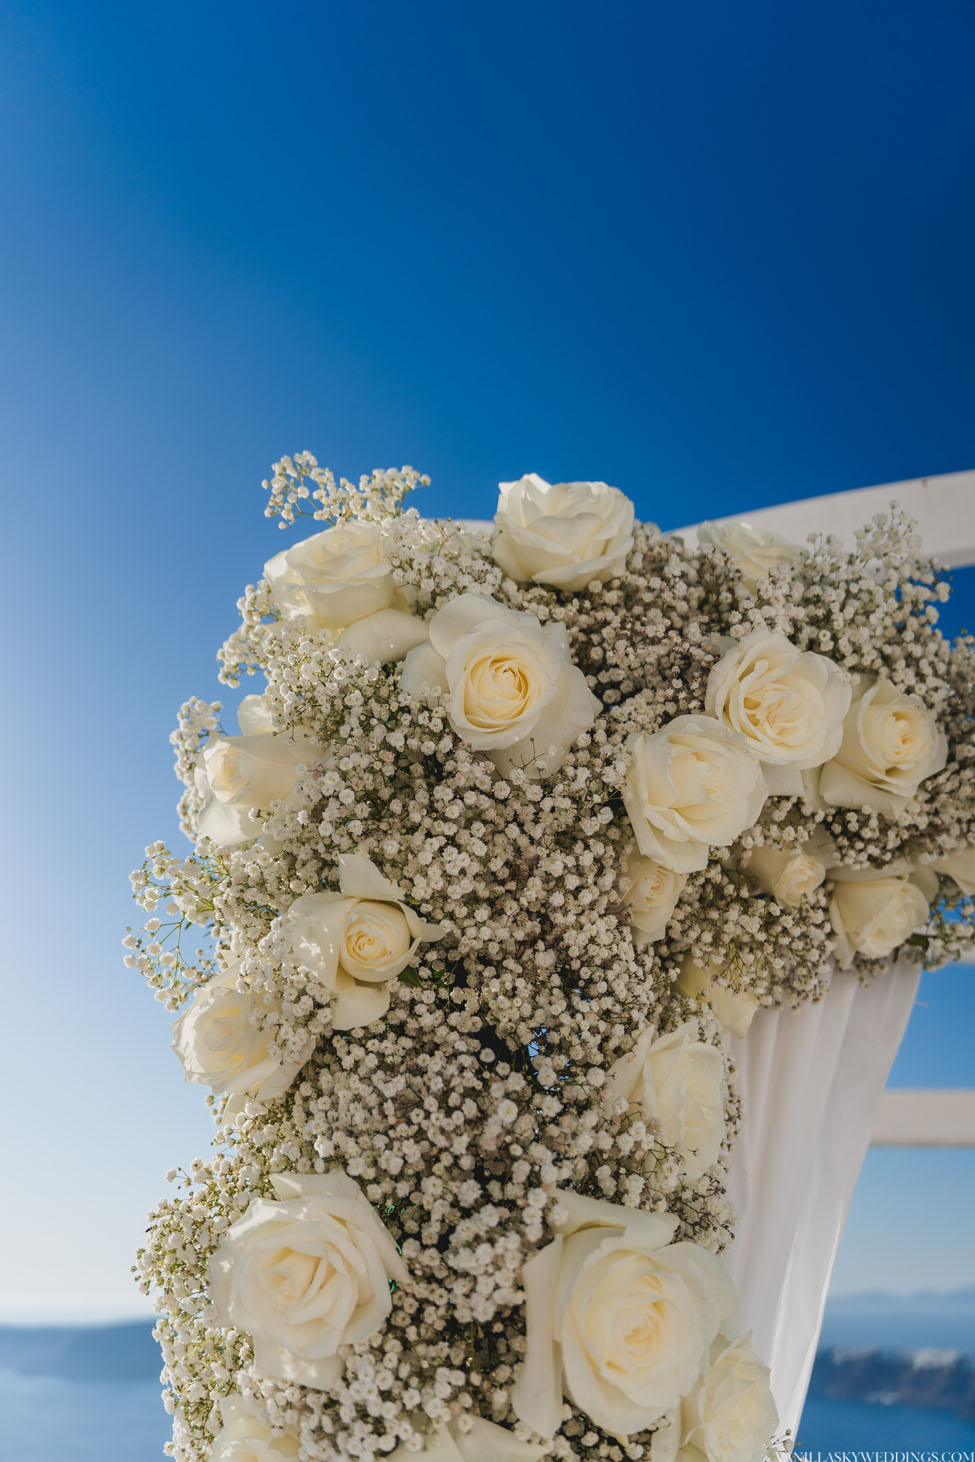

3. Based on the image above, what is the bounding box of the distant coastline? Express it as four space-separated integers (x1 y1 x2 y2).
808 1348 975 1423
0 1320 160 1384
2 1286 973 1420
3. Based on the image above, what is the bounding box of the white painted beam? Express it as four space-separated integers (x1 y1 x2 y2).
674 469 975 569
871 1088 975 1147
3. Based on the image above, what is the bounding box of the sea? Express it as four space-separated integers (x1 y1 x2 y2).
1 1373 973 1461
1 1373 973 1459
0 1371 170 1460
819 1291 975 1352
797 1396 975 1452
0 1290 972 1461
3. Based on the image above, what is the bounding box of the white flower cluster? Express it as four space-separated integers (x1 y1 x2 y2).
130 462 975 1461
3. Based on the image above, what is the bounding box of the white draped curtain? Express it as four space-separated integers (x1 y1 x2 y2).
723 962 921 1437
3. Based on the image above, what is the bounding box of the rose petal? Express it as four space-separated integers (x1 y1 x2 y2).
337 608 430 664
331 979 391 1031
511 1237 565 1439
401 641 451 697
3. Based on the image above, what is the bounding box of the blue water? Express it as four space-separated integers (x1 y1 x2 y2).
820 1299 975 1353
798 1395 975 1452
3 1373 975 1462
0 1371 170 1461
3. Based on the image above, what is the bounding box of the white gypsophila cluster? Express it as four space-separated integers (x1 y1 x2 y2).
129 460 975 1462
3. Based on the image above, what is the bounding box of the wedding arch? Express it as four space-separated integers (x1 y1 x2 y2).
127 462 975 1461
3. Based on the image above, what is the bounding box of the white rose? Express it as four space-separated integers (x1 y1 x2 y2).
282 855 444 1030
172 959 316 1114
623 716 768 874
210 1395 300 1460
931 846 975 895
827 868 934 968
201 732 319 811
237 692 274 735
623 852 688 945
264 519 396 629
705 631 851 789
697 520 804 591
676 958 759 1039
209 1170 409 1389
680 1333 778 1462
818 676 948 819
648 1406 683 1462
400 593 600 780
389 1417 546 1461
196 696 326 849
335 606 429 664
604 1019 725 1181
492 473 635 591
511 1191 736 1439
741 843 826 908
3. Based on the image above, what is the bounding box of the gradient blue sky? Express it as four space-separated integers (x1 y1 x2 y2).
1 0 974 1320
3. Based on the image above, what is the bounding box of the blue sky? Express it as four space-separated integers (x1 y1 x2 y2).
1 0 973 1319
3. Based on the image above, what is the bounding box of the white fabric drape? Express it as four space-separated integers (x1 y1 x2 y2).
722 962 921 1436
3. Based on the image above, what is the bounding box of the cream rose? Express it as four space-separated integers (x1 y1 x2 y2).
623 852 688 945
676 958 759 1039
210 1395 300 1460
623 716 768 873
818 676 948 819
196 695 326 849
678 1333 778 1462
828 867 934 968
237 693 274 735
705 630 850 789
511 1191 736 1439
492 473 635 591
697 520 804 590
209 1170 408 1389
604 1019 725 1181
389 1417 546 1461
400 593 600 780
172 959 316 1114
264 520 395 629
931 846 975 895
282 855 444 1029
741 842 826 908
647 1407 683 1462
335 606 429 664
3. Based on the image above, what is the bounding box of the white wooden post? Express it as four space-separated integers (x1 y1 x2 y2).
872 1089 975 1146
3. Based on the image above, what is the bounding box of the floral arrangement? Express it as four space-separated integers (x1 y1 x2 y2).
128 458 975 1462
